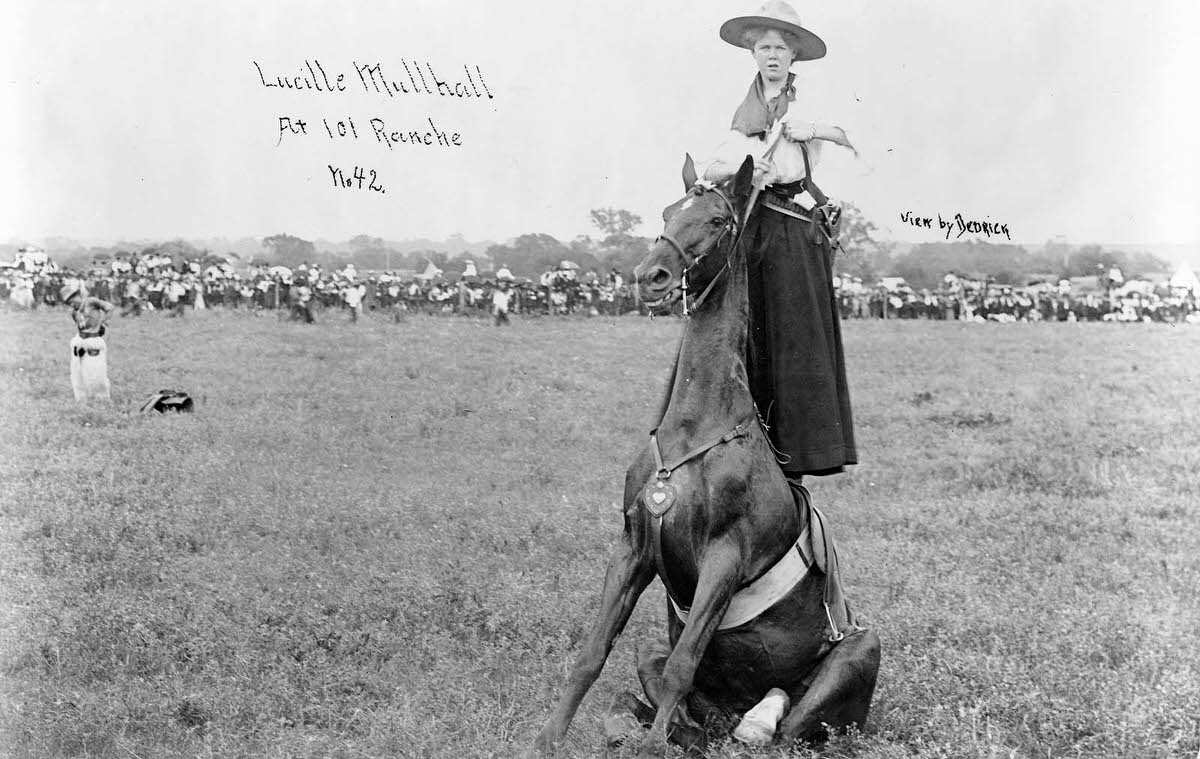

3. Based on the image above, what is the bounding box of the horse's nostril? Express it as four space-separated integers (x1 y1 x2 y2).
649 267 671 287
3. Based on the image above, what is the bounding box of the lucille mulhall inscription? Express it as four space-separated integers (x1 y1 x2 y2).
253 59 494 99
252 58 495 195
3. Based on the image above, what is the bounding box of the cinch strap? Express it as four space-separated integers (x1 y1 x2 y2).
670 484 854 640
672 524 813 630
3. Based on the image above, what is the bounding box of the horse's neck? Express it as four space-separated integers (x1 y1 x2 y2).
659 257 753 435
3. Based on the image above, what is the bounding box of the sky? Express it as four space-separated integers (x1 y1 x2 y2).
3 0 1199 251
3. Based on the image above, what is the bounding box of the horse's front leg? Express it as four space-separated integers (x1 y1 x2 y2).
532 535 655 754
638 537 743 757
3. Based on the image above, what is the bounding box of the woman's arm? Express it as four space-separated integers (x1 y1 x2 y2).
814 122 857 156
700 129 774 184
704 156 772 184
781 113 858 157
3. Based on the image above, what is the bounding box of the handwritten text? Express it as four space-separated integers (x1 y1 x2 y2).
252 57 492 196
901 211 1012 241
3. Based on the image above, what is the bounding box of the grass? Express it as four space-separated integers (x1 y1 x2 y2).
0 307 1198 758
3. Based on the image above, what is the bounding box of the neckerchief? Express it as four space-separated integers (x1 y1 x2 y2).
730 72 795 138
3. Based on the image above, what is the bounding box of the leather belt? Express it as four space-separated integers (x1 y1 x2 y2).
761 193 814 222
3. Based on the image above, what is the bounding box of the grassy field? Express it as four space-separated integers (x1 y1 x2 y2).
0 307 1197 759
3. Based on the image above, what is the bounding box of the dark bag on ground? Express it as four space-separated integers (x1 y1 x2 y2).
140 390 195 414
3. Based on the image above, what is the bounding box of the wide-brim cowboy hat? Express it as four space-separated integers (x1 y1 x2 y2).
720 0 826 61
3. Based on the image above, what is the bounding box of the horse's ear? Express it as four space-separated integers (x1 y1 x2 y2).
682 154 698 190
731 155 756 205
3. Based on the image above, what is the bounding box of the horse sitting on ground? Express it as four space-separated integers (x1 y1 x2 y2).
531 156 880 757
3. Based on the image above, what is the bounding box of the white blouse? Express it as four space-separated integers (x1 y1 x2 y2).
699 124 831 185
698 78 862 186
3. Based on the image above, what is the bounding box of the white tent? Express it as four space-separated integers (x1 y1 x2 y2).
1169 264 1198 292
417 260 443 281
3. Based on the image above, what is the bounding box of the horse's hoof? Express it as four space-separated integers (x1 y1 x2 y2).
635 731 669 758
667 723 708 754
530 730 560 756
604 712 645 751
733 687 790 746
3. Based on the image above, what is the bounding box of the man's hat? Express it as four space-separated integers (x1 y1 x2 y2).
59 284 82 302
720 0 826 61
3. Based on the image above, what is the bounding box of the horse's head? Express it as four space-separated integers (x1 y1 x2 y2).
635 155 756 313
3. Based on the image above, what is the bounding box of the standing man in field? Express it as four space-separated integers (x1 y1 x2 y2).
166 275 188 317
492 275 514 326
343 282 366 322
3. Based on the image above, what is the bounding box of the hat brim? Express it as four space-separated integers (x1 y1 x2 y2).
720 16 826 61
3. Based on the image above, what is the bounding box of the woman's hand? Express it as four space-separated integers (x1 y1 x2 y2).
781 113 816 142
752 159 773 187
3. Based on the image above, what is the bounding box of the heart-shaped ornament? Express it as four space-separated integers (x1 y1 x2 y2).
643 479 677 517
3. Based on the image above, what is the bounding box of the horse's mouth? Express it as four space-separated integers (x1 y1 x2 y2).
641 287 681 312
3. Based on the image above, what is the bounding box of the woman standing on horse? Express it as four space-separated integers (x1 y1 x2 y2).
701 0 859 481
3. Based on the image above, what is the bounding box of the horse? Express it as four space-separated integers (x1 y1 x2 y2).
531 156 880 757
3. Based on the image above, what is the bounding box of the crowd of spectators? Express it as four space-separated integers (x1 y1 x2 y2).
835 271 1200 324
0 249 643 321
4 247 1198 325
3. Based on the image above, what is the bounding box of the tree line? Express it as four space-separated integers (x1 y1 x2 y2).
11 205 1171 288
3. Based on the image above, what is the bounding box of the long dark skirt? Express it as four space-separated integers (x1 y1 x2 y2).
745 205 857 475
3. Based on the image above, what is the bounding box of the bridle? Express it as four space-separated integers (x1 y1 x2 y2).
653 182 742 316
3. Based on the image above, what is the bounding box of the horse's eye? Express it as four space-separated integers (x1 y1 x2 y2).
711 217 726 226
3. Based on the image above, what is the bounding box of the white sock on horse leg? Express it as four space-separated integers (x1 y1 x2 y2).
733 687 790 746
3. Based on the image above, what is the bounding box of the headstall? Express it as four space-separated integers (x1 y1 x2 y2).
654 182 741 316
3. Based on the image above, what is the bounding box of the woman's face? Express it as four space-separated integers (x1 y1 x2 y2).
751 29 794 85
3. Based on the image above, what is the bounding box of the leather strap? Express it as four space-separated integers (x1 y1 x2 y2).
760 195 814 222
666 483 854 640
646 416 756 612
648 418 754 479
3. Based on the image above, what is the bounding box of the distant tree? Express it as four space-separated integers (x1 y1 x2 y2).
569 235 597 259
1030 237 1073 275
590 208 643 244
1122 249 1170 279
349 234 385 251
142 239 203 260
834 202 893 283
1066 244 1112 279
893 240 1032 290
261 234 316 266
589 208 652 276
496 233 571 277
347 234 402 270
